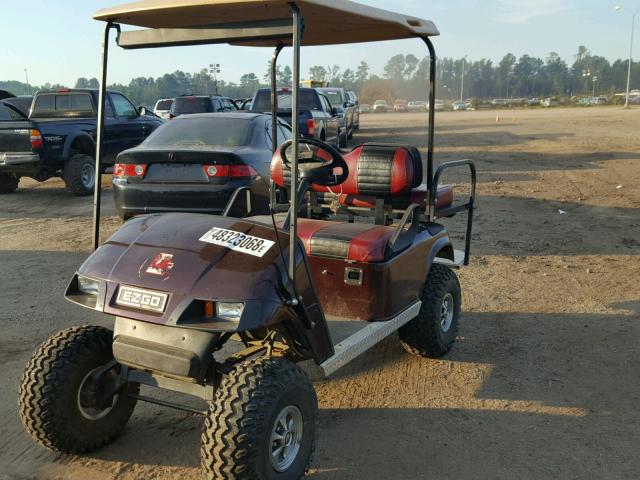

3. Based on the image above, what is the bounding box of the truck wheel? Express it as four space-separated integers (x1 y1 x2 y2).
399 264 461 358
201 357 317 480
18 325 138 454
0 172 19 193
63 154 96 196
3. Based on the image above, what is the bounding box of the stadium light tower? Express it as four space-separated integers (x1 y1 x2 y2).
615 5 639 108
209 63 221 95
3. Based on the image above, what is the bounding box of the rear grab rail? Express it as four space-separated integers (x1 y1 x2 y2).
428 159 476 266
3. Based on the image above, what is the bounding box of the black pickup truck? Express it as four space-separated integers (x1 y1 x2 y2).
0 88 163 195
250 87 341 147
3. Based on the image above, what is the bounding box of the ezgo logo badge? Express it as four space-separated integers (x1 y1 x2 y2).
116 285 168 313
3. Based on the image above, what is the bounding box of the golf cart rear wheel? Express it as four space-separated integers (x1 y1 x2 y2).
18 325 138 454
63 154 96 196
399 264 461 358
0 172 19 193
201 357 317 480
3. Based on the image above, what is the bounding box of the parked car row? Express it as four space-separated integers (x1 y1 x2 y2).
372 99 445 112
0 84 366 222
154 95 239 119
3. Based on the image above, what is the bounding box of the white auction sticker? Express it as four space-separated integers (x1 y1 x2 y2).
199 227 275 258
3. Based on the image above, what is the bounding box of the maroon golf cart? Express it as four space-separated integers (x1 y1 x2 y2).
18 1 476 478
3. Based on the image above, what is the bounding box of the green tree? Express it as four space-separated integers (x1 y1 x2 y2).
356 61 370 87
384 54 406 80
497 53 516 97
404 54 419 78
309 65 327 82
279 66 292 87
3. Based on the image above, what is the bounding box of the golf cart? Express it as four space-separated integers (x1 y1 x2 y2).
18 1 476 478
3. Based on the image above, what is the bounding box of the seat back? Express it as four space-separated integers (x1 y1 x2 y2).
271 144 423 223
271 143 421 196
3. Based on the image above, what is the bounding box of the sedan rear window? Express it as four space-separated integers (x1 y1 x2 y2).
251 90 321 112
144 116 252 147
171 97 214 115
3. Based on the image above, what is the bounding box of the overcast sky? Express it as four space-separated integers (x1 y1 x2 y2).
1 0 637 86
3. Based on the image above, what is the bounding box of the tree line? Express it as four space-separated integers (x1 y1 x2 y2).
2 46 637 107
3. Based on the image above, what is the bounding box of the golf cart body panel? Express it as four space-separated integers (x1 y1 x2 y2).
71 212 335 362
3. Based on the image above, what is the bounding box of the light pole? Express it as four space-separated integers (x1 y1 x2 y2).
209 63 221 95
592 75 598 97
24 68 30 95
582 69 592 96
615 5 639 108
460 55 467 102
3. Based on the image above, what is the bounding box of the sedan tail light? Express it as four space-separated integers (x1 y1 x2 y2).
203 164 258 178
30 130 43 149
114 163 147 178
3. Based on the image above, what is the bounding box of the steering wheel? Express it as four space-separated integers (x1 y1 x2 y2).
279 138 349 188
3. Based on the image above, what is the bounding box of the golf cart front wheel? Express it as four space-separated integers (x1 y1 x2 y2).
399 264 461 357
18 325 138 454
201 357 317 480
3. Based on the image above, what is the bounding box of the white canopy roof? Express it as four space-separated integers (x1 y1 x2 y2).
94 0 439 47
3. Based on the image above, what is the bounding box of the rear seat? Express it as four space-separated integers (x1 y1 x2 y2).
248 217 396 262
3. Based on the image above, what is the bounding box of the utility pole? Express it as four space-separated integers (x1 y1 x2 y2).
615 5 639 108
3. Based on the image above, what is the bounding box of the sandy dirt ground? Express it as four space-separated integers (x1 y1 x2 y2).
1 107 639 479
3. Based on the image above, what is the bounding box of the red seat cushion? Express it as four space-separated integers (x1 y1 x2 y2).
249 216 395 263
305 221 395 262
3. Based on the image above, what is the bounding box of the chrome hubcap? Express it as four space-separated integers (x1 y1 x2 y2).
81 163 95 189
77 367 118 420
440 293 454 333
270 405 303 472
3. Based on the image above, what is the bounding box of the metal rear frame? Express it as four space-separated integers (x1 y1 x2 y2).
91 2 476 282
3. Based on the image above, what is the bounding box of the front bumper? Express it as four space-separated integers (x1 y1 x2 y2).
113 316 218 379
0 152 40 167
113 179 263 219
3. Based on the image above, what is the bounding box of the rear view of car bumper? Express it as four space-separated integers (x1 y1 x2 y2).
0 153 40 167
113 180 268 220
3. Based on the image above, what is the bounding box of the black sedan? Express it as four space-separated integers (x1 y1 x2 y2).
113 112 292 220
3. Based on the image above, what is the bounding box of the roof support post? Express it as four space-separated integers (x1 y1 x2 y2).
421 36 436 220
269 44 285 210
93 21 119 251
288 3 302 285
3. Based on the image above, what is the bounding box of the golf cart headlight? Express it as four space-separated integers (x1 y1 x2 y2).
77 275 100 295
216 302 244 321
